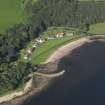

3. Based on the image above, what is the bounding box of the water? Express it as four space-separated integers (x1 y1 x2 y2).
21 40 105 105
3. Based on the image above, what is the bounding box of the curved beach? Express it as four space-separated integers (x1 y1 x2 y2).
45 37 92 63
20 36 105 105
2 36 105 105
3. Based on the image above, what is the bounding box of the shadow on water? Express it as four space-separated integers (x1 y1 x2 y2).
21 40 105 105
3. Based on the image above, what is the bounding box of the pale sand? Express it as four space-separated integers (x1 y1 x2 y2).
45 37 92 63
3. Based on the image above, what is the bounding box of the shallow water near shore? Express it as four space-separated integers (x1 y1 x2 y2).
5 40 105 105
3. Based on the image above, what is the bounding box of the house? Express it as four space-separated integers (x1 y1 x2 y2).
66 32 74 36
27 48 32 54
24 55 28 60
32 43 37 48
56 32 65 38
36 38 44 43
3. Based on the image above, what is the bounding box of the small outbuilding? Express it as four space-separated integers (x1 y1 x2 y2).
36 38 44 43
56 32 65 38
27 48 32 54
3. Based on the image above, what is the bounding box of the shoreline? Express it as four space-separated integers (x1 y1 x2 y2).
0 37 84 104
1 35 104 105
0 71 65 104
45 35 105 64
45 37 91 63
0 78 33 104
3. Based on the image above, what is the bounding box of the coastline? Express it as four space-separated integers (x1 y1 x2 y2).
0 78 33 104
1 35 104 105
0 75 52 105
45 37 91 63
0 37 91 105
0 69 65 105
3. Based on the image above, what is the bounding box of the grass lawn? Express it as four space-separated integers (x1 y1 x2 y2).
89 22 105 34
30 36 81 64
0 0 26 32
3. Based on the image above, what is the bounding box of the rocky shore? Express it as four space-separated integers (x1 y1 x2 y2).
0 62 62 105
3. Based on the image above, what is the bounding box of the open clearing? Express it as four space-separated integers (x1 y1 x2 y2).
89 22 105 34
0 0 26 32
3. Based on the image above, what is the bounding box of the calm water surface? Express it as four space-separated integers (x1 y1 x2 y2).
21 40 105 105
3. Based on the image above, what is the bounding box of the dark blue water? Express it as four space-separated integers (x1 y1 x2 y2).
21 40 105 105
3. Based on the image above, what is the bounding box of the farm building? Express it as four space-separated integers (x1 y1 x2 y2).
56 32 65 38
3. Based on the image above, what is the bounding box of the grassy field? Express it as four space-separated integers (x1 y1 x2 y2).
26 36 80 64
0 0 26 32
89 22 105 34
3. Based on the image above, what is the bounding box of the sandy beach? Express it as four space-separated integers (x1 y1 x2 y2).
45 37 92 63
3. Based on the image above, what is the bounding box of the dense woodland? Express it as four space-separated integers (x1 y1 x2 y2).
0 0 105 94
0 62 34 95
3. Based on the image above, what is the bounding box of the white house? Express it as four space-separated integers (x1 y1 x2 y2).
27 48 32 54
56 32 65 38
24 55 28 60
32 43 37 48
36 38 44 43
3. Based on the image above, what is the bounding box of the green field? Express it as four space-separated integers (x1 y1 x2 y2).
0 0 26 32
30 36 81 64
20 36 80 64
89 22 105 34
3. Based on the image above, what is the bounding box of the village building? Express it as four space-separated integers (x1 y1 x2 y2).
36 38 44 43
24 55 28 60
56 32 65 38
32 43 37 48
27 48 32 54
66 32 75 36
